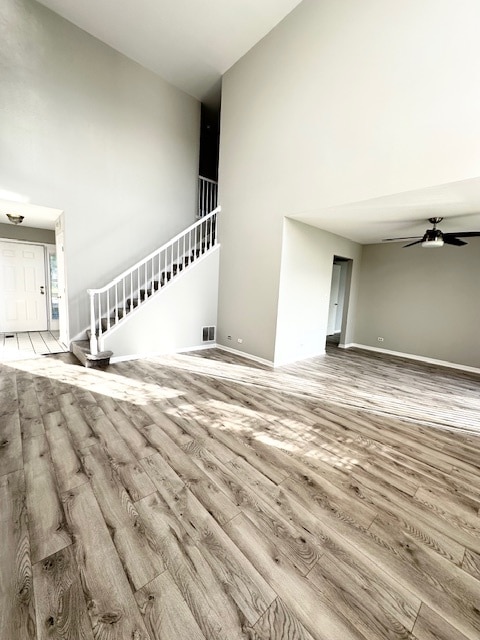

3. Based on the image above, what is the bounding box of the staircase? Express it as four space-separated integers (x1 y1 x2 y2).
71 207 220 367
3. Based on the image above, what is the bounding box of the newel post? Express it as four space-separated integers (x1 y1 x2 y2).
88 289 98 355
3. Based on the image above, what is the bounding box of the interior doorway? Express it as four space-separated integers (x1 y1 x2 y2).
0 199 66 341
0 240 48 332
326 256 352 346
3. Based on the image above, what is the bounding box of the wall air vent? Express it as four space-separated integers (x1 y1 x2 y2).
202 326 216 342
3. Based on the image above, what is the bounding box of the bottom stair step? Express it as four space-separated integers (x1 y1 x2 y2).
71 340 113 368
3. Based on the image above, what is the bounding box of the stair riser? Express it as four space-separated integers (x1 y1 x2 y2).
71 340 112 368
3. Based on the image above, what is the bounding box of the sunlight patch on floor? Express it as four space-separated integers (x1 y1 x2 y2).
157 352 480 435
0 349 44 362
156 392 362 474
6 357 184 405
302 446 359 470
255 434 298 452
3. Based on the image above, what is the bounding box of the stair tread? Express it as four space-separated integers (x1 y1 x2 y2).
72 340 113 360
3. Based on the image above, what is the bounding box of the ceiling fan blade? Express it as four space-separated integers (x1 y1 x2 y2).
403 239 424 248
382 236 422 242
443 231 480 238
443 236 467 246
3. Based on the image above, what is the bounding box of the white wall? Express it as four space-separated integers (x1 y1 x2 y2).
217 206 284 362
1 0 200 340
218 0 480 363
274 220 362 366
354 239 480 368
103 249 220 358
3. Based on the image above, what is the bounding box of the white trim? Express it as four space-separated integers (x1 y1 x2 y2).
46 244 59 332
177 344 216 354
0 237 49 247
216 344 274 367
340 343 480 375
109 343 217 364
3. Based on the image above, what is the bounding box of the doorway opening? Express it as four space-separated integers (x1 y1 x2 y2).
199 102 220 182
326 256 352 348
0 200 67 344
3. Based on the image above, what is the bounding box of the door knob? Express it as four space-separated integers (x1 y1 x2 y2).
40 286 45 295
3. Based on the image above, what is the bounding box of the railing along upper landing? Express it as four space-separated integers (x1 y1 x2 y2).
87 207 220 355
198 176 218 218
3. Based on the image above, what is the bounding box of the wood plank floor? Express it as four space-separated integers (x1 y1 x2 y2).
1 345 480 639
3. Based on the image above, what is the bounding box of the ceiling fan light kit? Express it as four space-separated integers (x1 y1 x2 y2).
421 237 444 248
383 217 480 248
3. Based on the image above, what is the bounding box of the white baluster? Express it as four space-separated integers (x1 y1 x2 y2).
97 295 102 339
88 290 98 355
198 178 201 217
86 208 220 343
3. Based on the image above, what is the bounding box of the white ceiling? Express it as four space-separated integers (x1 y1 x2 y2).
292 177 480 245
35 0 303 104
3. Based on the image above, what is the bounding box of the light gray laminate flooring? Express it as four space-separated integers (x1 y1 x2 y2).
0 331 68 361
1 345 480 639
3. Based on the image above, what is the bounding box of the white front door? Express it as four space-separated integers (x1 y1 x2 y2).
0 241 48 332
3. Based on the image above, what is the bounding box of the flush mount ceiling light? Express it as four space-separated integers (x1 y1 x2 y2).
6 213 25 225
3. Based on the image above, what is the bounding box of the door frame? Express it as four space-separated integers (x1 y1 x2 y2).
327 255 353 346
46 244 59 332
327 262 342 335
55 214 69 347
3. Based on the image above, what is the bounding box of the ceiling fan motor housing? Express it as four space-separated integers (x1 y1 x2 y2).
425 228 443 241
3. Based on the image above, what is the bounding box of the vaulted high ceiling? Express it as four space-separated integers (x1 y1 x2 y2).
35 0 303 104
31 0 480 241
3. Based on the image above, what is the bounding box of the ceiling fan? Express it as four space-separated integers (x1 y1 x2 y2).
383 217 480 248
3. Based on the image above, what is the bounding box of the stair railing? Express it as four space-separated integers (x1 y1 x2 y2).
198 176 218 218
88 207 220 355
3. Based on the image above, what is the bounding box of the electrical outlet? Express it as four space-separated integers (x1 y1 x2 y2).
377 337 384 342
237 338 243 344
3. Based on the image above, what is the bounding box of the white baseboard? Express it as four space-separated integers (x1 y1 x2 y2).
109 343 217 364
177 344 217 354
216 344 274 367
110 343 274 366
339 343 480 375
